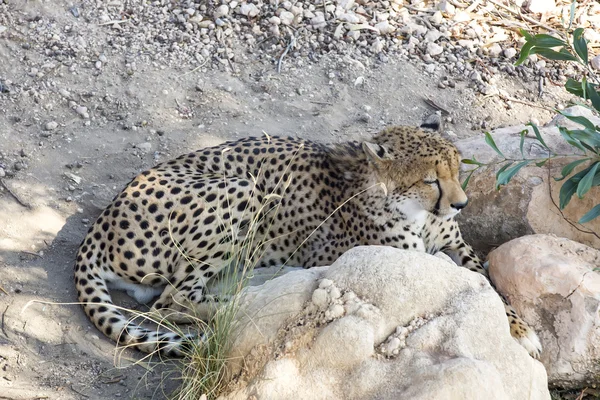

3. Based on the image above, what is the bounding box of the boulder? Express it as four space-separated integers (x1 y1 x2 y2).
221 246 549 400
456 106 600 253
488 235 600 388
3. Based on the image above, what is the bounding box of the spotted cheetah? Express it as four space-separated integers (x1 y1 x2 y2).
74 125 542 358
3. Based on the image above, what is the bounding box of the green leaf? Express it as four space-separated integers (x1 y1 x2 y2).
527 123 550 150
495 160 513 176
520 28 534 42
568 129 600 151
569 0 577 29
554 158 591 181
560 164 594 208
532 34 567 48
496 160 530 189
579 203 600 223
565 78 585 97
573 27 588 65
559 111 597 131
559 126 587 152
536 159 549 167
484 132 504 158
576 161 600 199
462 169 475 191
461 158 483 166
515 41 534 66
530 47 578 62
586 81 600 113
519 130 526 158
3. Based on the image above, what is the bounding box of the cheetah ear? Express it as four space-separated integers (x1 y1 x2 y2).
362 142 392 163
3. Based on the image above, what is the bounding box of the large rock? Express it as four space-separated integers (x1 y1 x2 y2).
488 235 600 388
221 246 549 400
456 106 600 253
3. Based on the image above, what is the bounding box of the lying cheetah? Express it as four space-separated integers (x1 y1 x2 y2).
74 125 542 357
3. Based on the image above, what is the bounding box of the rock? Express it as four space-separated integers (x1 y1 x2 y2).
591 54 600 71
526 0 556 13
75 106 89 119
503 48 517 59
136 142 152 152
424 29 442 43
337 0 355 10
438 0 456 15
45 121 58 131
488 43 502 58
278 10 294 25
223 247 549 400
370 38 383 53
489 235 600 388
456 106 600 253
426 42 443 56
374 21 394 35
0 167 5 177
214 5 229 18
239 3 260 18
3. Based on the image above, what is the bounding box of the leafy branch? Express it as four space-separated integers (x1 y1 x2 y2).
463 1 600 223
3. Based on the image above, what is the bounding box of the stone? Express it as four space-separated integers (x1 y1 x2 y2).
222 247 549 400
526 0 556 14
214 5 229 18
239 3 260 18
591 54 600 71
374 21 394 35
424 29 442 43
279 10 294 25
488 43 502 58
503 48 517 59
426 42 443 56
438 0 456 15
456 106 600 253
45 121 58 131
136 142 152 152
489 235 600 388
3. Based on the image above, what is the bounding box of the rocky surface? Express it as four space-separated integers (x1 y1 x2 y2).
457 106 600 253
489 235 600 389
222 246 550 400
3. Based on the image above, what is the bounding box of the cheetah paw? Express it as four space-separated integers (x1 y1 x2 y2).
516 327 542 359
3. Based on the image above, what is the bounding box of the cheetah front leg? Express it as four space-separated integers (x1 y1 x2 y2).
433 218 542 359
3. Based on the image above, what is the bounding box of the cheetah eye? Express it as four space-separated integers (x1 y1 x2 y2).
423 179 438 185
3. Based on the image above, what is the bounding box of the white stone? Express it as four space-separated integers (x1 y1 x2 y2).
337 0 355 10
438 0 456 15
239 3 260 17
488 43 502 58
426 42 443 56
45 121 58 131
214 4 229 18
223 247 550 400
424 29 442 43
503 48 517 59
136 142 152 152
489 235 600 388
591 54 600 70
268 16 281 25
374 21 395 35
527 0 556 13
370 38 384 53
279 10 294 25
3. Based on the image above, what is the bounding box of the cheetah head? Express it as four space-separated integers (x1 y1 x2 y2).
362 126 468 221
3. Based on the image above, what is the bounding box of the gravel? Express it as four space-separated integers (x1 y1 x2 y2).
0 0 596 100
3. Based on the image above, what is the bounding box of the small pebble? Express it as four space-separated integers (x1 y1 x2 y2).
45 121 58 131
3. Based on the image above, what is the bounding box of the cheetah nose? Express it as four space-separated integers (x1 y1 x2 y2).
451 200 468 210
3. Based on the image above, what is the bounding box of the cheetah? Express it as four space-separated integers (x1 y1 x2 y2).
73 125 542 358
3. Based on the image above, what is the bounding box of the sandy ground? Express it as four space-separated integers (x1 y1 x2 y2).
0 1 572 399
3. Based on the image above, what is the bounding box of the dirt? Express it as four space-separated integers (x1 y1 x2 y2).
0 1 575 399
